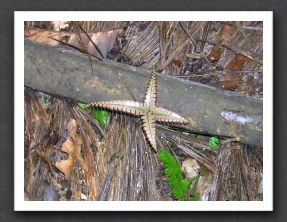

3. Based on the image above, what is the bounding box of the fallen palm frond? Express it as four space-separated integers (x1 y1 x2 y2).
211 145 263 201
25 88 170 200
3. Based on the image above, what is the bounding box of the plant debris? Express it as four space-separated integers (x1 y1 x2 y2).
24 21 263 201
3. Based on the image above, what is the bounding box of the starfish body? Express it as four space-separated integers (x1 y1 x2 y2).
90 71 189 150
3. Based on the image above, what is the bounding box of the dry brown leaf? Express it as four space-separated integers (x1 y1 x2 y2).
55 119 88 181
207 24 235 62
211 54 249 90
218 24 236 44
227 54 250 71
55 139 75 181
24 28 122 58
211 70 242 90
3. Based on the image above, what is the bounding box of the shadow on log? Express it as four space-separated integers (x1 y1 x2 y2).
24 39 263 147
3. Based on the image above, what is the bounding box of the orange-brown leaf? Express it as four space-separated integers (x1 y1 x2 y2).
24 28 122 58
55 119 88 181
55 139 75 181
207 24 235 62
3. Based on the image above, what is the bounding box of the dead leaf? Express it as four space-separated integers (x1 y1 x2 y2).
24 28 122 58
207 24 235 62
211 54 248 91
227 54 250 71
55 119 88 181
212 70 242 90
218 24 236 44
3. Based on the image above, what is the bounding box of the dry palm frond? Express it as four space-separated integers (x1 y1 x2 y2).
124 21 160 67
67 21 129 33
93 113 169 201
211 145 262 201
121 21 263 97
24 89 51 196
123 21 210 75
25 89 170 200
49 98 73 137
24 89 50 147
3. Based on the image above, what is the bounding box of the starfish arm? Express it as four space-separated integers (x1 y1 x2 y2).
143 72 157 109
141 112 157 150
90 100 145 116
151 107 189 124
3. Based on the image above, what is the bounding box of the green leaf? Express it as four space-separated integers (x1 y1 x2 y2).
180 172 201 201
172 127 184 132
32 156 39 167
200 148 210 153
161 137 168 143
188 133 199 138
189 173 200 201
78 102 90 110
32 105 39 115
92 109 109 126
158 149 200 201
161 137 174 146
158 149 201 201
209 137 219 148
43 96 50 104
158 149 186 199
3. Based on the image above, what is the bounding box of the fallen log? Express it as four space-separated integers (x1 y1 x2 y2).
24 39 263 147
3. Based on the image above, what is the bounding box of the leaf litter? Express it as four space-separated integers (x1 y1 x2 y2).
24 21 263 201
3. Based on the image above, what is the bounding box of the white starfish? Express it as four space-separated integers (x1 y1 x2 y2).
90 71 189 150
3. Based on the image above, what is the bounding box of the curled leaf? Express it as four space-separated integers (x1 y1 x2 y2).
55 119 88 181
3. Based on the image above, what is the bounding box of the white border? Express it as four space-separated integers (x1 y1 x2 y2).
15 11 273 211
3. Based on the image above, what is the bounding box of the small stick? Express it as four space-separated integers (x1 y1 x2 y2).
179 22 212 67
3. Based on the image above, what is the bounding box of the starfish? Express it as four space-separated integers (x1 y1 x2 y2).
90 71 189 150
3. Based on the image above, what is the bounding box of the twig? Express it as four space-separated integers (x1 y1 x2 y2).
73 21 106 60
235 70 263 73
48 37 102 60
235 21 250 44
197 39 263 65
90 21 139 33
74 22 95 76
242 26 263 31
179 22 212 67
